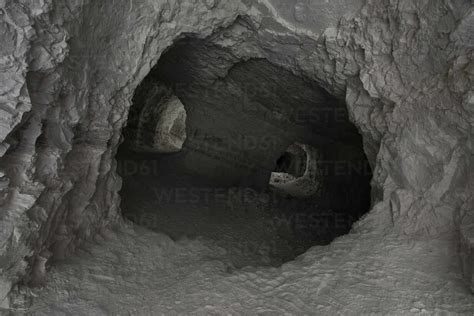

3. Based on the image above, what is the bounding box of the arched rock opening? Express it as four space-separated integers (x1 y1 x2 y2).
270 143 320 198
126 89 187 154
117 36 372 267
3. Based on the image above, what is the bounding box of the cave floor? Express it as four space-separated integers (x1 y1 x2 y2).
114 155 354 269
18 166 474 314
23 221 474 314
119 176 309 268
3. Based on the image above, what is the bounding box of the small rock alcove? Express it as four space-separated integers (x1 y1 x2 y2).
128 92 187 154
270 143 320 198
116 36 372 267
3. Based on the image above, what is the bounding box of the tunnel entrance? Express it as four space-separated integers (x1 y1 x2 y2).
117 36 372 268
270 143 320 198
274 144 307 177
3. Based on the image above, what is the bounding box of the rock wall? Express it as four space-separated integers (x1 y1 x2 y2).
0 0 247 305
0 0 473 305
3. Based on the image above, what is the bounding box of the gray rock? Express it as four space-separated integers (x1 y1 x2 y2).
0 0 473 308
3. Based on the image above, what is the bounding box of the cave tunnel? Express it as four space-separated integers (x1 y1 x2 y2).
2 0 473 312
117 37 373 267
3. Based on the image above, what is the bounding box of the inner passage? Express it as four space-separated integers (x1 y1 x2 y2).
117 37 372 267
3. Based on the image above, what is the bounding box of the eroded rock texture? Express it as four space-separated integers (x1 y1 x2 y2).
127 91 187 154
0 0 473 308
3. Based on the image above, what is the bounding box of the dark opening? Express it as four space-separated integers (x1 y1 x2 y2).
274 147 307 178
117 36 372 268
276 153 292 173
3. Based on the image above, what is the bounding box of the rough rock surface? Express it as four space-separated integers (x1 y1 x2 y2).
129 93 187 153
23 224 474 314
0 0 473 311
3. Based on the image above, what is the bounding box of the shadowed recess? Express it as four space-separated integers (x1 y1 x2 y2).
117 36 372 267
